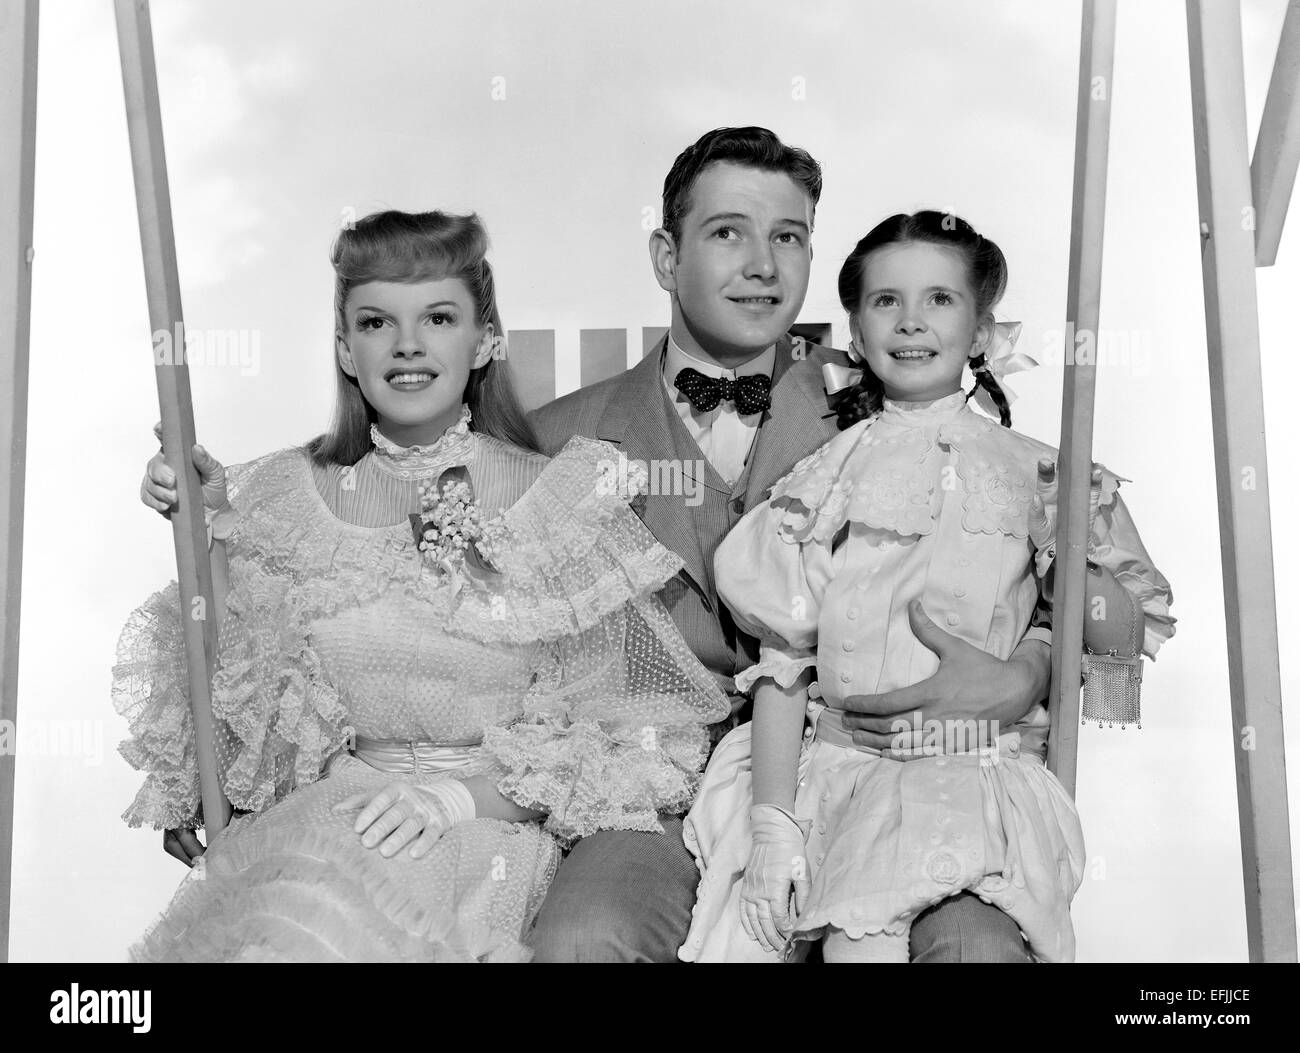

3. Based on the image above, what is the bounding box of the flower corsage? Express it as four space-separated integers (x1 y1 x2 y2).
411 466 510 588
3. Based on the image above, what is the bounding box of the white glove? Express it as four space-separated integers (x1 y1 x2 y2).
739 804 812 954
141 421 232 541
1028 458 1104 558
333 779 476 860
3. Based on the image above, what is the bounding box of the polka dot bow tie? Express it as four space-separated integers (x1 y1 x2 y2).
673 368 772 416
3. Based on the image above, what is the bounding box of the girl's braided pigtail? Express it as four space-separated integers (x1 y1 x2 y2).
966 351 1012 427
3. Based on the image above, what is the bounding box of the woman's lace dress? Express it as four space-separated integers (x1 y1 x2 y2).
113 412 729 962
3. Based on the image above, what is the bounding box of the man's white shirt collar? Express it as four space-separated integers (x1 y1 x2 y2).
664 334 776 391
659 334 776 487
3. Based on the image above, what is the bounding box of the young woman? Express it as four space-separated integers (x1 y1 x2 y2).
120 209 728 961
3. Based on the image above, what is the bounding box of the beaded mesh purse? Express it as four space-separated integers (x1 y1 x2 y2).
1080 584 1142 729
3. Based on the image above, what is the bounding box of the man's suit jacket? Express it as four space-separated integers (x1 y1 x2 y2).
529 332 854 689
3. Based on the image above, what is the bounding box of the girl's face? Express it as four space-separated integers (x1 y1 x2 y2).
337 278 494 446
849 241 991 402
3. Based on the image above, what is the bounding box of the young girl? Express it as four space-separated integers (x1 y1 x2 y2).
678 211 1174 963
120 209 728 961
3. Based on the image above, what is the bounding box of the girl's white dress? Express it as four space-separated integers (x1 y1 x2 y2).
114 420 728 962
678 391 1174 962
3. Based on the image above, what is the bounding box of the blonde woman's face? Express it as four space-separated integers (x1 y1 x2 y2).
337 278 493 446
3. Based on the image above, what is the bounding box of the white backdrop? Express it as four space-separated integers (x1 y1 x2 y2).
10 0 1299 961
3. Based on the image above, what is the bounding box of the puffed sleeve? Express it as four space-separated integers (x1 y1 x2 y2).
716 437 854 694
1090 483 1175 658
1033 465 1175 659
715 500 834 694
472 438 731 844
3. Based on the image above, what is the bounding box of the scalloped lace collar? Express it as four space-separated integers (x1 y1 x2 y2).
369 405 476 480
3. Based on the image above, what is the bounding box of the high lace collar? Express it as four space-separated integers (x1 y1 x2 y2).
369 405 476 480
878 389 970 428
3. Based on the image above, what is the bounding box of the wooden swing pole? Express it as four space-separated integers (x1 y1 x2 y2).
1048 0 1116 795
114 0 230 838
1251 0 1300 268
0 0 39 964
1187 0 1296 963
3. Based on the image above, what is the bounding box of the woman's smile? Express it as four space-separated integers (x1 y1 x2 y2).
385 366 439 391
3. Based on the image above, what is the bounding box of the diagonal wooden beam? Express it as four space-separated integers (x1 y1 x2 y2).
0 0 38 966
1048 0 1117 796
1252 0 1300 266
114 0 229 838
1187 0 1296 963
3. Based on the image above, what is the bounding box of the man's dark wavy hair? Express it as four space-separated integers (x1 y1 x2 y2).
660 126 823 242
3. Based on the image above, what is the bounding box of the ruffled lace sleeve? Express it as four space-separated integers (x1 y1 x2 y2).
111 456 270 830
112 451 353 830
207 451 356 814
112 581 203 829
476 437 731 844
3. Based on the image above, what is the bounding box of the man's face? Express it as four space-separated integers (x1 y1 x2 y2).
656 162 813 362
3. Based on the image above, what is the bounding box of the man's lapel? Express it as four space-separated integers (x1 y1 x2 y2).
744 334 840 511
595 337 713 595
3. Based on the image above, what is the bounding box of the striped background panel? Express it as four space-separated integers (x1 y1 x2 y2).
579 328 626 388
505 329 556 412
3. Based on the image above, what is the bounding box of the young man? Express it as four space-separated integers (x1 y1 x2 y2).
527 127 1053 962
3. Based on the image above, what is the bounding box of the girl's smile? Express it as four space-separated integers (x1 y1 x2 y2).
887 346 939 362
